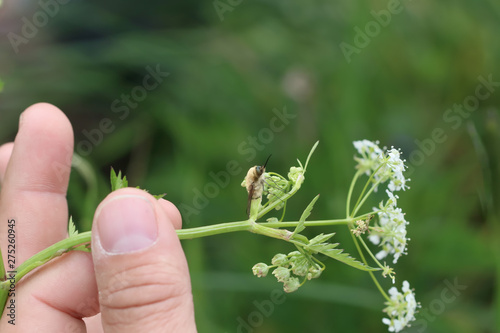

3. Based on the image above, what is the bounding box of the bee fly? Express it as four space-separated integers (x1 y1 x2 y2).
245 155 272 217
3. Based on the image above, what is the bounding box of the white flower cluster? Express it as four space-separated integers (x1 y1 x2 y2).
369 190 409 264
353 140 410 264
382 281 419 332
353 140 409 192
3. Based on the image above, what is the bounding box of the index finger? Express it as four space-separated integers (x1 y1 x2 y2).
0 103 74 264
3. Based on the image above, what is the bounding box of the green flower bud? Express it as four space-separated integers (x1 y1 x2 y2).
291 255 310 276
271 253 288 266
272 267 290 282
292 264 308 277
307 267 322 280
252 263 269 277
283 277 300 293
288 167 304 185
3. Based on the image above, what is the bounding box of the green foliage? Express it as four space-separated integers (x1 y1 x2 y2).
110 168 128 191
292 194 320 237
111 168 166 199
68 216 78 237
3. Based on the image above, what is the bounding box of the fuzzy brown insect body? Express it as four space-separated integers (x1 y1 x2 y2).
245 155 271 217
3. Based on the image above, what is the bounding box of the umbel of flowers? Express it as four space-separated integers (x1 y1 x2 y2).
252 140 419 332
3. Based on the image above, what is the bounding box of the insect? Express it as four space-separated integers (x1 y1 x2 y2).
245 155 272 217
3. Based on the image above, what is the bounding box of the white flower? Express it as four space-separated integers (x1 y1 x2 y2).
353 140 384 178
386 148 409 192
353 141 409 193
382 281 419 332
370 190 409 264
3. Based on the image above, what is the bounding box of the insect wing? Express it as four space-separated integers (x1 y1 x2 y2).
247 183 255 217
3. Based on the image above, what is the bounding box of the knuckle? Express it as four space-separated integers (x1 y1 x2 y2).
99 259 191 317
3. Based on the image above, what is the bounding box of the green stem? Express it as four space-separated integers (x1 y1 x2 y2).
0 232 92 317
249 222 294 241
0 207 370 317
351 178 383 218
0 232 91 291
357 236 385 271
349 229 389 301
177 221 251 239
260 219 350 228
350 161 386 217
346 169 362 218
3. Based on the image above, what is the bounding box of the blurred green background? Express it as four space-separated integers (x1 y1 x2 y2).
1 0 499 332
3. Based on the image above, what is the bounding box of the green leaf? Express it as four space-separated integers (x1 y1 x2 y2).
308 233 335 245
111 168 165 199
292 194 320 238
320 248 379 271
296 158 303 169
304 140 319 172
110 168 128 191
68 216 78 237
0 79 4 92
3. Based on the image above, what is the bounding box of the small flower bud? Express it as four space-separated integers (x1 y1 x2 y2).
288 167 304 185
252 263 269 277
307 267 322 280
271 253 288 266
272 267 290 282
283 277 300 293
292 264 308 277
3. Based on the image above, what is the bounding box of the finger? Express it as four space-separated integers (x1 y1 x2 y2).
84 313 105 333
0 142 14 184
158 198 182 230
0 103 74 265
0 251 99 332
92 188 196 333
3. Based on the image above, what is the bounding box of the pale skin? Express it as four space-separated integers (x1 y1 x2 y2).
0 103 197 332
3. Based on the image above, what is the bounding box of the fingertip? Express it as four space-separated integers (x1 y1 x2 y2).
20 103 73 142
91 188 196 332
5 103 75 194
158 198 183 230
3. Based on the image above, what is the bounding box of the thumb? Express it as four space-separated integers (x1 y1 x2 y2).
92 188 196 333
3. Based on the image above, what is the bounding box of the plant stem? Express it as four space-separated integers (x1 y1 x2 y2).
349 229 389 301
351 178 382 217
0 232 92 317
357 236 385 271
260 219 350 228
351 162 386 217
346 169 362 218
177 221 252 239
0 232 91 290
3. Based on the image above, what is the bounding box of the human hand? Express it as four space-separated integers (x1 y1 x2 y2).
0 103 197 332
